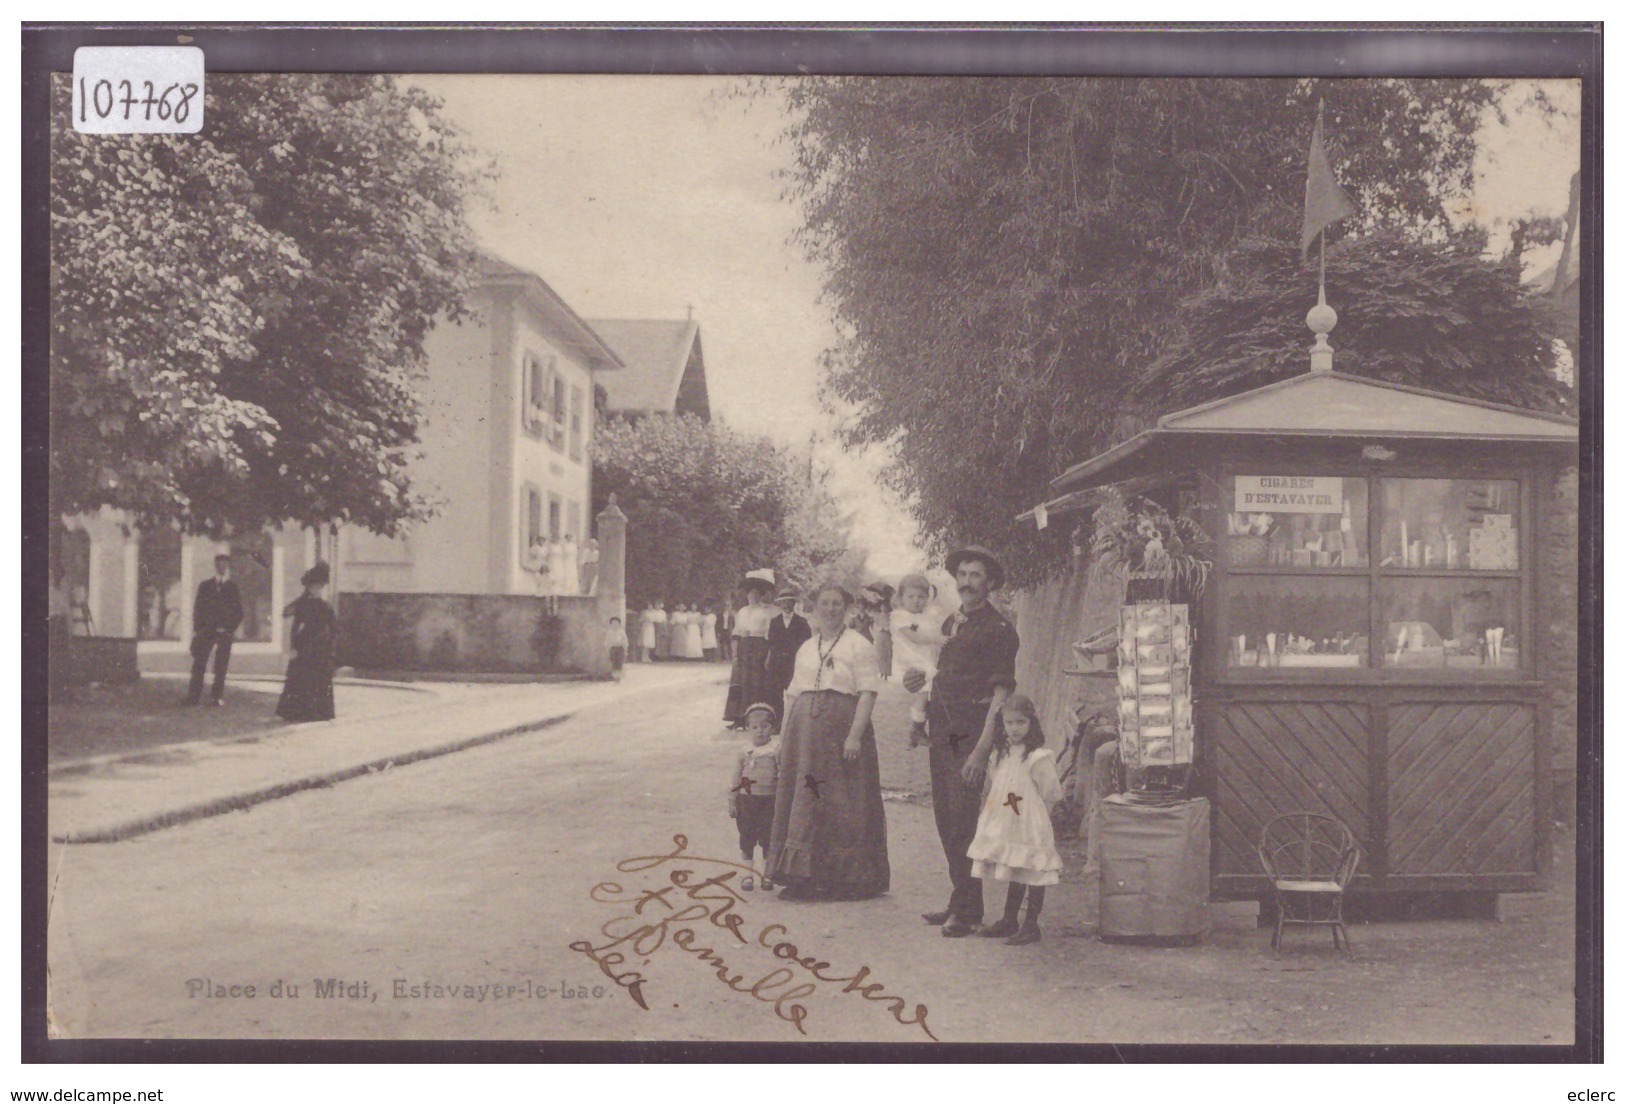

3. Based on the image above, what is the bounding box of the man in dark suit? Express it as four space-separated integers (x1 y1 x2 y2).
764 586 812 725
185 553 244 706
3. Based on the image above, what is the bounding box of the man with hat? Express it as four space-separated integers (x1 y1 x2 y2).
765 585 812 723
903 545 1020 937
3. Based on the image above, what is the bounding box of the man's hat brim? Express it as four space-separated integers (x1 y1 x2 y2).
945 546 1006 589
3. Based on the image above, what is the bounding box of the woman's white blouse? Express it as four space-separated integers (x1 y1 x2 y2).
786 629 882 697
733 603 773 638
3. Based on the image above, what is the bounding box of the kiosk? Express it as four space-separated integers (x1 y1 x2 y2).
1035 324 1578 903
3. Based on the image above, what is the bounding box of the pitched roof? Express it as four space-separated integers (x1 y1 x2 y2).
1159 371 1578 440
476 254 624 371
587 318 710 420
1048 370 1578 498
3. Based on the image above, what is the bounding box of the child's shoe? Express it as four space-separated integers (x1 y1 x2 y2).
1006 922 1041 946
740 876 755 891
978 917 1020 938
908 720 928 747
761 877 775 890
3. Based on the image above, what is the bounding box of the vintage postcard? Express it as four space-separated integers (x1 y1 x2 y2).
27 25 1597 1070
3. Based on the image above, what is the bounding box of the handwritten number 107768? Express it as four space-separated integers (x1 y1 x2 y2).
78 78 200 125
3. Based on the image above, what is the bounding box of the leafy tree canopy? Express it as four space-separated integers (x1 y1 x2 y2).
51 73 490 537
592 414 866 609
780 76 1569 585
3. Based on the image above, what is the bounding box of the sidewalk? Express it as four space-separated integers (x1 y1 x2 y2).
48 663 727 845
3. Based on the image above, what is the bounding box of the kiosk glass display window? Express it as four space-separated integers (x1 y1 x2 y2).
1380 478 1519 571
1380 576 1521 672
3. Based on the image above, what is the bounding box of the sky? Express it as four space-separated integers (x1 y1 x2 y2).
407 75 1581 580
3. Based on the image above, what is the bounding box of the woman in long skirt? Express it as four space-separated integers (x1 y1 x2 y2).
277 562 337 722
766 583 890 901
724 572 775 727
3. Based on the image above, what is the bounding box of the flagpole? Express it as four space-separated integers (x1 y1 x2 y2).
1319 230 1327 307
1316 98 1327 308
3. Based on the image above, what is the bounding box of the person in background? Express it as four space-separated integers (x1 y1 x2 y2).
892 573 947 747
675 602 694 659
765 586 811 723
526 536 550 598
635 601 657 663
561 533 580 597
699 602 720 662
544 537 566 613
724 572 776 729
649 599 669 661
965 693 1062 945
905 545 1020 938
276 562 337 722
650 601 669 660
729 702 782 891
605 616 628 681
682 602 705 660
185 553 244 707
580 537 601 596
718 602 735 663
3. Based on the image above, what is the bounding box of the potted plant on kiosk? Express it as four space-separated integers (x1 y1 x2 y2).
1087 488 1214 604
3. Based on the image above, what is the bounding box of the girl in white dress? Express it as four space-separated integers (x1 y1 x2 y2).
966 693 1063 945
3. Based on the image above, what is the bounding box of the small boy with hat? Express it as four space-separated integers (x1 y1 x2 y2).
728 702 782 890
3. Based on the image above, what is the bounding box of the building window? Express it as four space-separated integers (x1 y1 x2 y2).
523 352 554 436
569 385 585 461
567 501 582 542
549 494 562 539
552 373 567 450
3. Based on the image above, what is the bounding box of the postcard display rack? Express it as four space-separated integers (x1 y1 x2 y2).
1116 600 1195 797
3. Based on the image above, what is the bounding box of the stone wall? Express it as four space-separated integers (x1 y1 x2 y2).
336 593 606 677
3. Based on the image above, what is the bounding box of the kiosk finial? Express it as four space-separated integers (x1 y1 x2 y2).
1306 285 1338 374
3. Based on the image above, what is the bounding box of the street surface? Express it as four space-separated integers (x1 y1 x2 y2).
46 665 1575 1045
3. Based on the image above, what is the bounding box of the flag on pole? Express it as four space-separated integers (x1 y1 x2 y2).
1302 100 1358 259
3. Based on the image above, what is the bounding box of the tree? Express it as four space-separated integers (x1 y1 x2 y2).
50 73 489 537
779 76 1564 585
591 414 865 607
1141 232 1568 413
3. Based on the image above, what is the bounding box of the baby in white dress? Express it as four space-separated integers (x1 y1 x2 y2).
890 573 947 746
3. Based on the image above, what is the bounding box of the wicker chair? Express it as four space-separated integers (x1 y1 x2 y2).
1257 813 1361 954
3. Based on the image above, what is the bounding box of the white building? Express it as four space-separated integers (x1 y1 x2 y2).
60 254 625 674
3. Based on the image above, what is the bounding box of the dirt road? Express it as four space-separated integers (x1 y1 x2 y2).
45 666 1575 1045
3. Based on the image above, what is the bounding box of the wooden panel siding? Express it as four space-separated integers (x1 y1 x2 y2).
1210 699 1371 877
1388 700 1537 877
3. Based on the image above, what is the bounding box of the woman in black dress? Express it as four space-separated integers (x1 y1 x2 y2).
277 562 337 722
